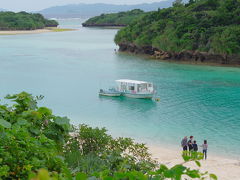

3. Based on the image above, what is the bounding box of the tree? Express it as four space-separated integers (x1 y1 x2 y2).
0 11 58 30
173 0 183 7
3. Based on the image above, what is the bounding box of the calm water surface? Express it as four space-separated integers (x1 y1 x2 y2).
1 19 240 158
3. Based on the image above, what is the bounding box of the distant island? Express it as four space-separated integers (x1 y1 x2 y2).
115 0 240 65
82 9 145 27
0 11 58 31
0 8 7 12
38 1 176 18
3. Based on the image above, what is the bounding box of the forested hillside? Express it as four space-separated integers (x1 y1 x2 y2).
115 0 240 64
82 9 145 27
0 11 58 30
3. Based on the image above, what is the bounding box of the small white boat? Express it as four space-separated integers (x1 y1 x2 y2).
116 79 156 99
99 88 121 97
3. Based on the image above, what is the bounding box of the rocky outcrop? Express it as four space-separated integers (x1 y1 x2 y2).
45 24 58 27
82 23 126 27
118 43 240 65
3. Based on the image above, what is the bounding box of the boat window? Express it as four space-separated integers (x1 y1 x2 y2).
137 85 140 92
140 84 147 90
148 83 152 87
121 84 127 90
129 86 134 90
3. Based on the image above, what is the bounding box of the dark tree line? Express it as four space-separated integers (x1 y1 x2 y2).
0 11 58 30
83 9 145 26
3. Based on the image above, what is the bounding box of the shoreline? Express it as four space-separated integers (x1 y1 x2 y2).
82 23 126 28
110 131 240 159
0 28 76 35
83 26 124 29
147 143 240 180
109 131 240 179
117 43 240 67
118 51 240 68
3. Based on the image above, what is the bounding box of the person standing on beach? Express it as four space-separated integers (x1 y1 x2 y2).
193 140 198 152
201 140 208 160
188 136 194 151
181 136 188 151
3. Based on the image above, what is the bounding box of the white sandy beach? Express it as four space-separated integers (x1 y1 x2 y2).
0 28 75 35
148 144 240 180
0 29 53 35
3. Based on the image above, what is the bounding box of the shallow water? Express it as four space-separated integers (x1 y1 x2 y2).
1 19 240 158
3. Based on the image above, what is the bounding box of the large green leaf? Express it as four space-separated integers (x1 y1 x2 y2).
30 127 41 135
54 116 70 125
210 173 218 180
38 107 52 116
0 119 11 128
75 172 87 180
37 169 50 180
16 119 29 126
0 108 6 114
195 160 201 167
185 169 200 178
156 164 168 174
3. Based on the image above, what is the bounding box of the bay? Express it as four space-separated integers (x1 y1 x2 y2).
1 19 240 158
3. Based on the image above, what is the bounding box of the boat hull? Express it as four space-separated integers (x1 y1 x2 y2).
99 93 121 97
123 93 154 99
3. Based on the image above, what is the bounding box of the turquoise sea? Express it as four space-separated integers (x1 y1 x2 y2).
1 19 240 158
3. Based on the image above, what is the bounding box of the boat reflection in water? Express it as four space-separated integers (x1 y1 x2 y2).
99 95 157 113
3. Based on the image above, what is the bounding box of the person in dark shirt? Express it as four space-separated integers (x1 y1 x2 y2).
193 140 198 152
188 136 194 151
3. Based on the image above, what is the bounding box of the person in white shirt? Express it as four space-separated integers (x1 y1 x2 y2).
201 140 208 160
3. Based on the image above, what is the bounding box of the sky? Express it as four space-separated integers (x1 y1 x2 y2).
0 0 167 12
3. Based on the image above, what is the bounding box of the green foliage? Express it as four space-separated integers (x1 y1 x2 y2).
0 11 58 30
211 26 240 55
182 151 204 162
0 92 70 179
83 9 145 26
0 127 66 179
64 125 156 175
0 119 11 128
173 0 184 7
0 92 218 179
115 0 240 55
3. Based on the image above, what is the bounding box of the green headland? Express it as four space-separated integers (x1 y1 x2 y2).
83 0 240 65
82 9 145 27
0 11 58 30
114 0 240 65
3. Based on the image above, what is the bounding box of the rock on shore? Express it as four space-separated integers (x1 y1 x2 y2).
118 43 240 65
82 23 126 27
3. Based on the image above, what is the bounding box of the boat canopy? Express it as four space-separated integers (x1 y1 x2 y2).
116 79 151 85
115 79 155 97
